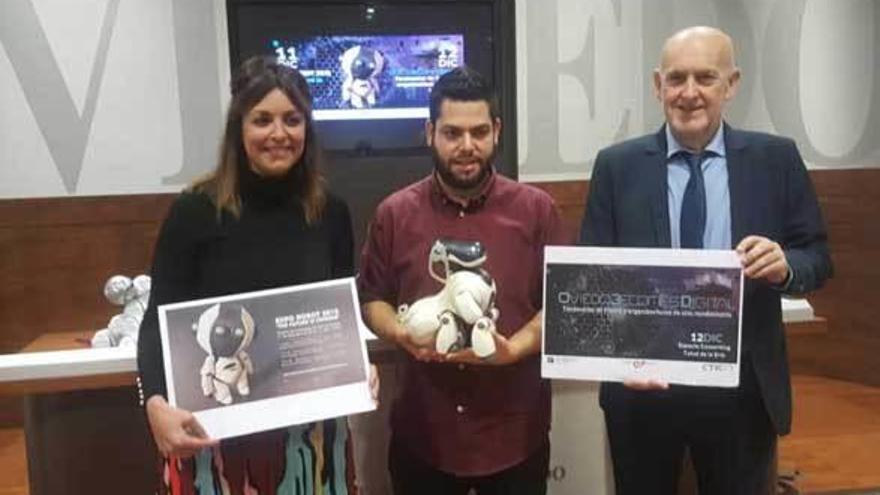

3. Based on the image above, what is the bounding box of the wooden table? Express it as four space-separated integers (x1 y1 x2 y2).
0 309 825 495
0 332 154 495
0 332 135 397
0 331 398 399
0 331 398 495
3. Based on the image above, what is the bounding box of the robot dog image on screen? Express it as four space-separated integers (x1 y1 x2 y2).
340 45 385 109
397 238 500 358
193 303 256 406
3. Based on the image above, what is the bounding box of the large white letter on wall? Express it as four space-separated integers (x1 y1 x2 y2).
0 0 225 199
517 0 880 183
518 0 643 182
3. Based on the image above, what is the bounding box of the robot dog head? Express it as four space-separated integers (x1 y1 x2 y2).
194 303 256 358
341 45 384 82
428 238 488 283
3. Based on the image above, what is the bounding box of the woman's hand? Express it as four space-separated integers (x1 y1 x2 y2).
145 395 218 458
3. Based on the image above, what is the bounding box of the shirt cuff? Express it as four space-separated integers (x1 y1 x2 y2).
773 264 795 292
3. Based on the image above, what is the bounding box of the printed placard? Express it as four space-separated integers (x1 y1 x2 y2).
158 278 374 439
543 247 743 387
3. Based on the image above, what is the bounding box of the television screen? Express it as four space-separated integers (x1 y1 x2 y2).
228 2 495 153
272 34 465 121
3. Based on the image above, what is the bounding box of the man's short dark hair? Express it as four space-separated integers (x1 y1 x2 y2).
428 66 500 124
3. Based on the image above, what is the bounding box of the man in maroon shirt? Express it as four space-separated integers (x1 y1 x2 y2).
358 67 566 494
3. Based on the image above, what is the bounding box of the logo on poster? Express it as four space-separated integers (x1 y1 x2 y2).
702 363 732 373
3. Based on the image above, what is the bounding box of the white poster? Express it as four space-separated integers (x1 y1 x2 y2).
159 277 374 440
542 247 743 388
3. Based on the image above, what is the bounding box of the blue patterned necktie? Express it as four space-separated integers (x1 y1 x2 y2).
679 152 706 249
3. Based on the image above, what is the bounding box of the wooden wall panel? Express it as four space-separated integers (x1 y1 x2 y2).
0 167 876 384
787 170 880 386
0 194 175 354
530 181 588 244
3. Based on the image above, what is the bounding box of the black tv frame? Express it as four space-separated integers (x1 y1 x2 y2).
225 0 517 180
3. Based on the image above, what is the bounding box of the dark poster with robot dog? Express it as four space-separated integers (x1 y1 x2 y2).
158 278 374 439
542 247 744 388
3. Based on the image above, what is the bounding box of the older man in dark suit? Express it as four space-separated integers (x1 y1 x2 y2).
579 26 832 495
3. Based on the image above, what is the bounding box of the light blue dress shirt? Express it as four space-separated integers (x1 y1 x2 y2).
666 124 731 250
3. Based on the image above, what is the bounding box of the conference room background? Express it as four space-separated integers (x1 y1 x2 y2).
0 1 877 493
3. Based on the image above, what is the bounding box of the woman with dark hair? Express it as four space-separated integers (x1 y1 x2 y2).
137 57 373 494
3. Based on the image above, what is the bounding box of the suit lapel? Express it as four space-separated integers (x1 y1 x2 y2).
725 125 749 245
646 128 671 247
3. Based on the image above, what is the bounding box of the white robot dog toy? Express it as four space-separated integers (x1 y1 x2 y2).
193 303 256 406
340 45 385 109
91 274 151 348
397 239 499 359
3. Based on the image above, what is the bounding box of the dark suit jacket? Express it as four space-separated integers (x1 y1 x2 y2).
579 125 833 435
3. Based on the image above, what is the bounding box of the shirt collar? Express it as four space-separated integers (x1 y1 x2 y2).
431 168 497 211
665 122 727 159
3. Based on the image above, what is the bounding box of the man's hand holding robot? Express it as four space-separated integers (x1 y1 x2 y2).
396 239 507 364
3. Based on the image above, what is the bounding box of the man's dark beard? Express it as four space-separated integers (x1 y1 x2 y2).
431 146 496 192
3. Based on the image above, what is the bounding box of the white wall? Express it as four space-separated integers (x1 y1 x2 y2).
0 0 228 198
1 0 878 198
3 1 876 493
516 0 880 181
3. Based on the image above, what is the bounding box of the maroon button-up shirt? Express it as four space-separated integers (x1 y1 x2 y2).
358 172 566 476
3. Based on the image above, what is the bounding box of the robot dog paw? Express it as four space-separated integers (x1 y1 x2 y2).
471 317 497 359
435 312 463 354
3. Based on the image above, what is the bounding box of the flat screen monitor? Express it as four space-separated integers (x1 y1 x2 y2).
228 1 496 154
272 34 464 121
